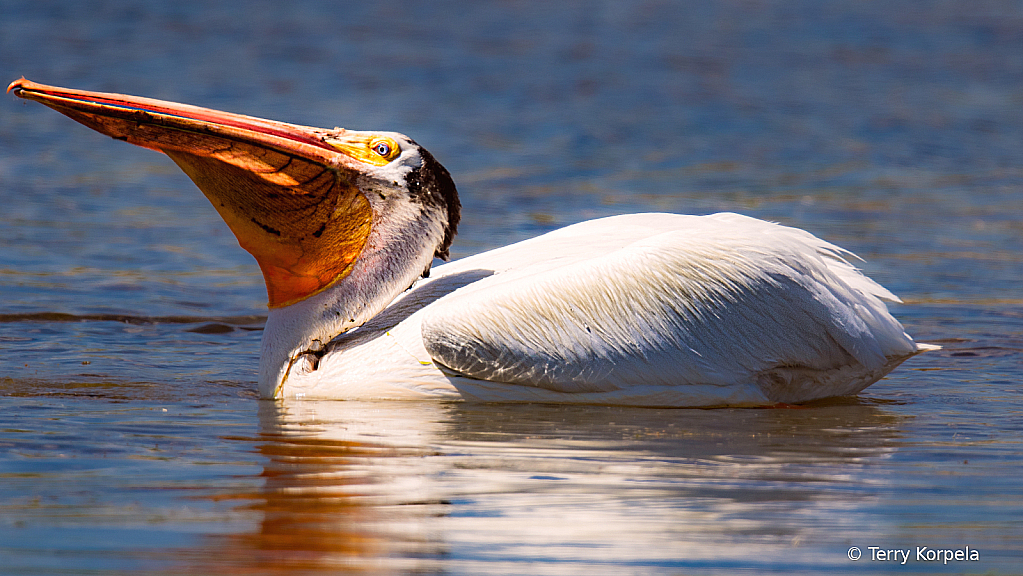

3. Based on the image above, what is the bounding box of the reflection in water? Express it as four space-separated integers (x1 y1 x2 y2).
181 400 906 574
180 402 449 574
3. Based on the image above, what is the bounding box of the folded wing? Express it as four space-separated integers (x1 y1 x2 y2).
421 213 918 395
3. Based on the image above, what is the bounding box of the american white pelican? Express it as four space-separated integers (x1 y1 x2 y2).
9 79 937 406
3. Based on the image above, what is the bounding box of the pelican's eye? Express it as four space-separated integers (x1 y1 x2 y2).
370 137 399 162
325 134 400 166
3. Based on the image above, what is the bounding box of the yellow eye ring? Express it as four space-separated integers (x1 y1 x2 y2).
369 137 399 162
325 134 401 166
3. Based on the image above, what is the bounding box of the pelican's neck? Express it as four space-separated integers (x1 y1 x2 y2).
258 196 446 398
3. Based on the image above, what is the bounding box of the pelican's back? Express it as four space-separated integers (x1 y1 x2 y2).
420 213 923 404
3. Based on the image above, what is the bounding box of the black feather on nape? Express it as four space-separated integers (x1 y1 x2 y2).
405 142 461 260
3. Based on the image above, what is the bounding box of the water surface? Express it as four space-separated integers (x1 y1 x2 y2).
2 0 1022 573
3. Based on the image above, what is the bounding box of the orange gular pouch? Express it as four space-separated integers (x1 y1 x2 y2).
165 150 372 308
6 79 373 309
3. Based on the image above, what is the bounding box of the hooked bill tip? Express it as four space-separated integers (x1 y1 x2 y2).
7 77 28 95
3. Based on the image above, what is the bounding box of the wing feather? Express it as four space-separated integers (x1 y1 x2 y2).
421 214 918 394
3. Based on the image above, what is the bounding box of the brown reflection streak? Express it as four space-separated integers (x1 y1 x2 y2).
182 435 400 574
139 399 907 574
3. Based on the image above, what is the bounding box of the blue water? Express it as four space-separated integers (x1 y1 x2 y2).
2 0 1022 574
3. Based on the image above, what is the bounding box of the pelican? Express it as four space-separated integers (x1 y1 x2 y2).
8 79 937 406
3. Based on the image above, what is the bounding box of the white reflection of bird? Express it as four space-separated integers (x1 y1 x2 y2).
10 78 938 406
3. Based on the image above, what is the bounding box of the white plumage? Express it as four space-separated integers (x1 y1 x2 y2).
283 213 933 406
10 80 935 407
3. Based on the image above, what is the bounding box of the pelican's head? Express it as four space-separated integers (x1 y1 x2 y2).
9 78 460 397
